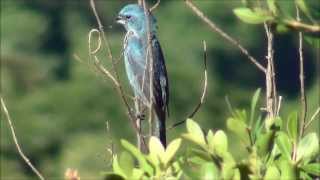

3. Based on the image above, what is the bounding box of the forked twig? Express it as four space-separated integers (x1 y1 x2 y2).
184 0 266 73
168 40 208 130
304 107 320 130
1 98 45 180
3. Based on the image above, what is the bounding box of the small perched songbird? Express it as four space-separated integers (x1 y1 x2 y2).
116 4 169 146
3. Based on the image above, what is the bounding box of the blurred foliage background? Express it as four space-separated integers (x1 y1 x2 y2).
1 0 319 179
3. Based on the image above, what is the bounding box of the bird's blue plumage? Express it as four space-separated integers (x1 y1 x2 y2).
117 4 169 146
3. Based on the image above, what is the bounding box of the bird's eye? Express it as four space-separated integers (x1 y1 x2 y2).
125 15 132 19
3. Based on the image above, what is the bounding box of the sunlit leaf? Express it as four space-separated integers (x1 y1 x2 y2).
301 163 320 176
275 132 292 160
296 133 319 162
280 160 296 179
250 88 261 126
287 111 298 142
184 119 206 147
233 7 274 24
201 162 219 180
119 152 134 177
112 155 127 178
206 130 215 153
213 130 228 156
264 165 280 180
163 138 182 166
227 117 250 145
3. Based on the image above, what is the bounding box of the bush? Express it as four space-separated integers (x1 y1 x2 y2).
104 90 319 179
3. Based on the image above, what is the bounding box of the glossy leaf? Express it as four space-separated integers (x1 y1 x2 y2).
213 130 228 156
287 111 298 142
275 132 292 160
227 117 250 145
264 165 280 180
301 163 320 176
250 88 261 126
296 133 319 162
233 7 274 24
201 162 219 180
163 138 182 166
121 139 153 175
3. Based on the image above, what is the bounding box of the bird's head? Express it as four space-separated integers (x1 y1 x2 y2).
116 4 157 35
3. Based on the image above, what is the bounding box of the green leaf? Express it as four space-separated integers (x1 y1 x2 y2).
112 155 127 178
206 130 215 153
296 133 319 162
279 160 296 179
201 162 219 180
267 0 278 15
275 132 292 160
256 131 274 157
287 111 298 142
163 138 182 166
227 117 250 145
185 119 206 147
301 163 320 176
119 152 134 177
121 139 153 175
131 168 144 179
233 7 274 24
148 136 164 166
250 88 261 126
264 165 280 180
213 130 228 156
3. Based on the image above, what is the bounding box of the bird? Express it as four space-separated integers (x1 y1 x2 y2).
116 4 169 147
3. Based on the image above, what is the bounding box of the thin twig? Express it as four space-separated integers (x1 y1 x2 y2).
150 0 161 12
184 0 266 73
264 23 277 119
296 6 307 139
304 107 320 130
1 98 45 180
168 40 208 130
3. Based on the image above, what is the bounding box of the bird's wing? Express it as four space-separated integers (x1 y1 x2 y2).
151 35 169 117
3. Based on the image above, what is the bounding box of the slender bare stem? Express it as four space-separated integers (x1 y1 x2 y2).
168 40 208 130
296 7 307 139
150 0 161 12
264 23 277 119
1 98 45 180
184 0 266 73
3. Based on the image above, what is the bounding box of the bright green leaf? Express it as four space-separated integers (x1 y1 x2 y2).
280 160 296 179
227 117 250 145
163 138 182 166
287 111 298 142
233 7 274 24
296 133 319 162
264 165 280 180
121 139 153 175
213 130 228 156
250 88 261 126
119 152 134 177
207 130 215 153
201 162 219 180
185 119 206 146
112 155 127 178
275 132 292 160
267 0 278 15
301 163 320 176
131 168 144 179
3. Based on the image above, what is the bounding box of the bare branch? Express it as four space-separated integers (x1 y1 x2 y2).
304 107 320 130
296 6 308 139
1 97 45 180
150 0 161 12
184 0 266 73
168 40 208 130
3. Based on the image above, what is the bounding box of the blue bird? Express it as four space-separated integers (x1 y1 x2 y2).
116 4 169 147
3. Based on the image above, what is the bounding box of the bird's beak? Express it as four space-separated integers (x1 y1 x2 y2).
116 15 125 25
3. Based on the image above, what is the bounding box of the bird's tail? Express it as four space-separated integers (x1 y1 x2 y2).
153 110 166 147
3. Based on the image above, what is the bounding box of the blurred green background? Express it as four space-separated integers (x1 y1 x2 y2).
1 0 319 179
